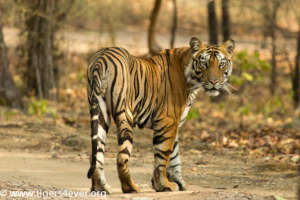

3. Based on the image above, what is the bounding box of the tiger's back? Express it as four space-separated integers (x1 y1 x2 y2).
87 47 191 129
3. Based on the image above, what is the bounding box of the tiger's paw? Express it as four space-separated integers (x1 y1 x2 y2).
151 177 179 192
89 169 112 194
173 179 187 191
167 172 187 191
91 183 112 195
121 182 140 193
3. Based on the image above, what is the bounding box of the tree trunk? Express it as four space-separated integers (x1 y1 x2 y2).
270 35 277 95
221 0 230 42
170 0 177 49
148 0 162 55
261 0 271 49
0 24 23 108
293 29 300 109
269 0 280 95
207 0 218 45
24 0 55 100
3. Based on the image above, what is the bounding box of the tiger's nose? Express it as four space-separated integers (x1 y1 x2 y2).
209 79 219 85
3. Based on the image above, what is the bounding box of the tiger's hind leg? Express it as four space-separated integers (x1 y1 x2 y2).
115 112 140 193
87 95 112 194
167 134 187 191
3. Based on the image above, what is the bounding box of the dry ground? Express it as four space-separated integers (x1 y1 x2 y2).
0 118 298 200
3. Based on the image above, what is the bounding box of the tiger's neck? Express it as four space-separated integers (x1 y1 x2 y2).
172 47 202 104
158 47 201 105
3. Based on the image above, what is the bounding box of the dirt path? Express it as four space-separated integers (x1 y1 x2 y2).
0 149 297 200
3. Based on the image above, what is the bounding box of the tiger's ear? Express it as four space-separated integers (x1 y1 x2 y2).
189 37 203 54
222 39 235 55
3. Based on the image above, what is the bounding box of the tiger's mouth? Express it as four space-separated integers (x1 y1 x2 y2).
204 87 220 96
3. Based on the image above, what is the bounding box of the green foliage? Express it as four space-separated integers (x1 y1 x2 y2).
218 102 226 110
187 108 200 120
232 50 271 87
230 74 244 86
238 106 251 116
27 98 57 118
0 98 7 106
235 50 270 72
262 96 284 116
28 98 48 116
77 71 85 84
3 110 17 120
273 196 287 200
242 72 253 81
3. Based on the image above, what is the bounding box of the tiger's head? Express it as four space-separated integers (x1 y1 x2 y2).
185 37 235 96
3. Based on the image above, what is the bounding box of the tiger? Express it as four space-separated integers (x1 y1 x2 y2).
86 37 235 194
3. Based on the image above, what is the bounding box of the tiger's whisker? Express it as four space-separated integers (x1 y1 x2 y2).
223 85 232 95
227 83 238 91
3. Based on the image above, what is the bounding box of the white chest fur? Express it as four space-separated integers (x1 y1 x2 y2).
179 88 200 127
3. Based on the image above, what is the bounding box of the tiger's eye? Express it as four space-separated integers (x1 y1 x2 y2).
200 60 207 69
195 70 202 75
219 60 226 69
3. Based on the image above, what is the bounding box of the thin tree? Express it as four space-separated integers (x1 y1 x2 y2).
148 0 162 55
0 23 23 108
19 0 73 100
22 0 55 99
269 0 281 95
207 0 218 45
170 0 177 49
293 28 300 109
221 0 230 42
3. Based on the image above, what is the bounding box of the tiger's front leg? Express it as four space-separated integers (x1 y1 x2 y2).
167 134 187 191
152 120 179 192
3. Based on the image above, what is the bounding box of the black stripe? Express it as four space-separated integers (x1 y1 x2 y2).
99 56 108 71
165 49 173 91
114 47 128 56
155 148 172 157
89 113 99 177
96 160 104 167
98 112 109 132
137 103 151 123
97 148 104 153
107 48 124 57
170 152 179 161
119 148 130 156
138 114 151 128
134 71 139 99
106 52 125 112
154 153 166 160
118 131 133 145
153 117 164 124
99 139 106 146
168 164 180 168
155 164 166 170
90 105 99 117
153 135 171 145
173 141 178 149
154 124 174 136
115 110 125 117
106 55 118 116
137 66 155 124
87 166 95 178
